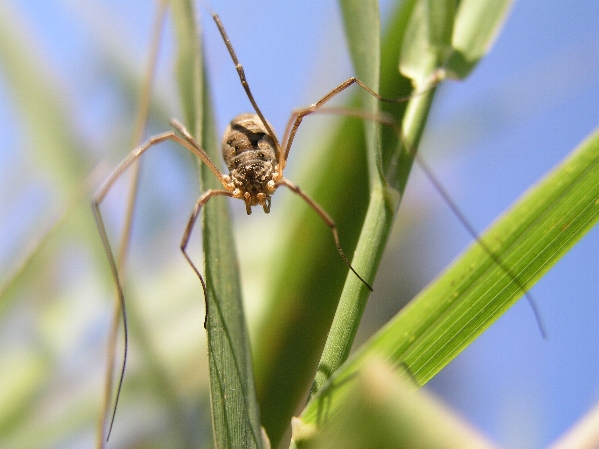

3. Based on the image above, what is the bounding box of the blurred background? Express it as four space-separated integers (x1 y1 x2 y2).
0 0 597 448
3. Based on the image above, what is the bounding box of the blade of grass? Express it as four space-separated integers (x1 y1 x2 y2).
299 127 599 429
170 2 265 447
311 0 517 398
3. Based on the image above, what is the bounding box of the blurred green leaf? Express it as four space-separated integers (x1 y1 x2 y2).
446 0 514 79
0 3 89 192
294 357 496 449
400 0 513 85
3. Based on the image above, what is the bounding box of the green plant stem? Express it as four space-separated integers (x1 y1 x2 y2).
310 88 436 397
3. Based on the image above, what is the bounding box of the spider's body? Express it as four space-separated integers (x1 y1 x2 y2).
222 113 279 214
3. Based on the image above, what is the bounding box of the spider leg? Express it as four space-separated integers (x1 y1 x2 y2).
276 178 373 291
169 118 234 189
211 14 280 150
279 78 401 175
92 130 230 442
180 189 236 328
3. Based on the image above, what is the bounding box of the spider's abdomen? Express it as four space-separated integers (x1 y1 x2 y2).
222 113 279 202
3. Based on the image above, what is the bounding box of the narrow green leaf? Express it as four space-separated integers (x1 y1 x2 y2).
170 2 264 448
299 128 599 429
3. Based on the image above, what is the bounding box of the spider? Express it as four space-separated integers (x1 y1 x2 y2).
92 10 545 444
91 13 396 302
92 11 408 442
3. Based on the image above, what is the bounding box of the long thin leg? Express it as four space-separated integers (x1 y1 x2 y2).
278 77 420 176
409 150 547 338
92 130 231 442
211 14 280 149
179 189 235 328
169 118 233 189
95 132 231 206
91 201 128 444
276 178 373 291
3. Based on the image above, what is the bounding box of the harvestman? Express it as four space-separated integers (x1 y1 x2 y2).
93 13 384 323
93 11 543 444
92 12 408 441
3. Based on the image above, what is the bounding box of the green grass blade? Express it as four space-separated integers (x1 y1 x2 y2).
395 127 599 382
170 2 264 447
312 0 518 399
298 127 599 430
